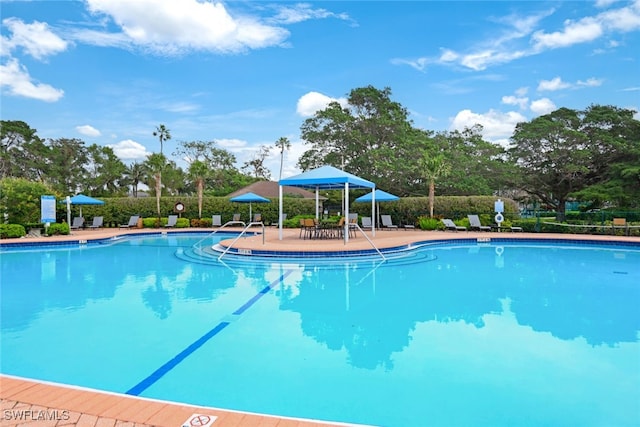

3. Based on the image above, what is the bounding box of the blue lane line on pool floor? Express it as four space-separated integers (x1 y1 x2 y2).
126 269 293 396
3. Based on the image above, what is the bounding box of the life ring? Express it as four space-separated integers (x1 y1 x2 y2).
494 213 504 223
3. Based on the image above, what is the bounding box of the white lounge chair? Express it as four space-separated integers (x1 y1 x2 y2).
70 216 84 230
165 215 178 228
442 218 466 231
120 215 139 228
212 215 222 227
87 216 103 229
468 214 491 232
361 216 373 230
381 215 398 230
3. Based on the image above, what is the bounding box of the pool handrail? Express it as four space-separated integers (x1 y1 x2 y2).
192 220 247 251
353 222 386 261
218 221 265 260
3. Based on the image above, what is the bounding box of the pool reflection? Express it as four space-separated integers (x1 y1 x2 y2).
277 244 640 371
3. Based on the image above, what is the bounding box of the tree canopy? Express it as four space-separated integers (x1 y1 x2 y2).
2 92 638 217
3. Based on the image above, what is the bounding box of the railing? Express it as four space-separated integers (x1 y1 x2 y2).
353 223 386 261
192 220 246 252
218 222 265 261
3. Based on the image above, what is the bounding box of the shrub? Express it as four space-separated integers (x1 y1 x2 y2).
417 216 441 230
0 224 27 239
46 222 69 235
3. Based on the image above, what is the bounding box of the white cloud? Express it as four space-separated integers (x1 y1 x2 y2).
530 98 557 115
76 125 101 137
0 58 64 101
538 76 604 91
2 18 68 60
538 77 571 91
396 1 640 72
532 17 603 50
502 95 529 110
81 0 290 55
216 138 247 150
296 91 347 117
450 109 527 145
390 57 429 72
268 3 354 26
108 139 151 161
576 78 604 87
515 87 529 97
599 1 640 32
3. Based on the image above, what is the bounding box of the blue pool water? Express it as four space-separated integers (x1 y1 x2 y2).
1 233 639 427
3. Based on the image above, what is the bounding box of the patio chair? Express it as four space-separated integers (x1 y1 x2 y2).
381 215 398 230
348 215 358 238
510 225 523 232
165 215 178 228
253 213 262 223
233 213 241 222
442 218 466 232
87 216 103 229
119 215 139 228
70 216 84 230
212 215 222 227
468 214 491 232
361 216 373 230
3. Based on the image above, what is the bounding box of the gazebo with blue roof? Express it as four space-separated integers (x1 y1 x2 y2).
278 165 376 242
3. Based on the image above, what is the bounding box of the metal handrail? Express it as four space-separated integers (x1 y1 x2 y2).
218 222 265 261
354 223 386 261
192 220 246 251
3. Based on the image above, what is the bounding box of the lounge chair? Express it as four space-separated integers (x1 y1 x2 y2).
70 216 84 230
212 215 222 227
442 218 466 231
233 213 241 222
87 216 103 229
468 214 491 232
361 216 373 230
381 215 398 230
119 215 139 228
253 213 262 223
165 215 178 228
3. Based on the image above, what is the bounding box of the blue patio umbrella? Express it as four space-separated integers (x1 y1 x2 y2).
355 189 399 228
60 194 105 223
229 192 270 220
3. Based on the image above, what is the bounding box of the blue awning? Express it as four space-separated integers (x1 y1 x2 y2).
279 165 375 190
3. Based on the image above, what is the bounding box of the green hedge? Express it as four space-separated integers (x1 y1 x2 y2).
0 224 26 239
5 194 520 231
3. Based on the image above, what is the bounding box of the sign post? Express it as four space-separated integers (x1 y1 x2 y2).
40 195 57 233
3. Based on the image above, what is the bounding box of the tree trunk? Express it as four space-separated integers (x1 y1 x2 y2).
556 198 566 222
156 172 161 226
429 179 435 218
197 178 203 219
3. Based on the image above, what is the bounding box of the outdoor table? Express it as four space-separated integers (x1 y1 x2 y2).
317 220 340 239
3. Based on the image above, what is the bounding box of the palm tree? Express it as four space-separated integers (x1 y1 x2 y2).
152 125 171 226
188 160 208 218
275 137 291 181
125 162 145 197
152 124 171 155
421 153 451 218
146 153 166 226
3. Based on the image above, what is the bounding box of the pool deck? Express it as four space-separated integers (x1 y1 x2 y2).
2 226 639 426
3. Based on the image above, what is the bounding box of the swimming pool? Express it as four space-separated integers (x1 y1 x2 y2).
1 233 639 426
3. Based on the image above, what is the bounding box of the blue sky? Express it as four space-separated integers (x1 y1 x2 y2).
2 0 639 179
